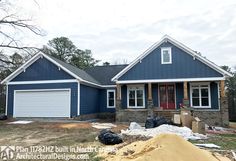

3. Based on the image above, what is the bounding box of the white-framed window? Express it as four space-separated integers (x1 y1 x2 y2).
190 83 211 108
107 90 115 108
127 85 145 108
161 47 172 64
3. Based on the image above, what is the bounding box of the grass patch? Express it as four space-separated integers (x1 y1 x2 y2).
190 133 236 150
89 152 104 161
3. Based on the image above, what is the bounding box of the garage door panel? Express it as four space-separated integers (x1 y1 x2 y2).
14 89 70 117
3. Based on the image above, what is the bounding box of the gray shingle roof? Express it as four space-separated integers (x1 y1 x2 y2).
46 54 100 85
85 65 128 85
46 54 127 85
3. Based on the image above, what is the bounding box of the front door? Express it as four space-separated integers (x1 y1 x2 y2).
159 84 175 109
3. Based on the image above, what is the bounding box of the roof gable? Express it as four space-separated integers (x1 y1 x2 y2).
1 52 120 87
11 57 74 81
119 41 223 81
112 35 232 81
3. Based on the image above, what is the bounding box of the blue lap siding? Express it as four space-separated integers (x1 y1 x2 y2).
7 83 78 117
80 84 100 114
210 82 219 109
80 85 116 114
119 42 223 80
121 85 127 108
99 88 116 113
12 57 74 81
176 83 184 109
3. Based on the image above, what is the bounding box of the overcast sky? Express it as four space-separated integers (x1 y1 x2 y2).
13 0 236 67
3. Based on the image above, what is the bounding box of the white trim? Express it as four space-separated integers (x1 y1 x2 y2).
1 52 80 83
77 82 80 115
1 53 40 84
127 85 145 108
107 89 116 108
5 85 8 115
161 47 172 64
111 35 233 81
7 78 116 89
1 52 82 84
13 88 71 92
13 88 71 118
117 77 225 84
102 85 116 88
190 83 211 108
7 79 78 85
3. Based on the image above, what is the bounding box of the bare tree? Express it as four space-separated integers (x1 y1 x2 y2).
0 0 44 65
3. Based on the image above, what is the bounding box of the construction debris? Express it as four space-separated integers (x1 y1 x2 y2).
8 120 33 124
192 117 205 134
98 129 123 145
129 122 145 130
92 123 117 129
121 123 207 140
207 126 236 134
231 150 236 161
0 114 7 120
145 116 172 129
173 114 181 124
195 143 221 149
101 134 230 161
181 108 193 128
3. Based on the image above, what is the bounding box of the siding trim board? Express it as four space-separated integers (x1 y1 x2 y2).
112 35 232 81
117 77 225 84
8 79 78 85
77 82 80 115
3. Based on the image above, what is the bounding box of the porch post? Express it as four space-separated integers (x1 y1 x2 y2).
220 80 229 126
220 80 225 97
147 83 154 117
183 81 190 106
148 83 152 100
116 84 122 111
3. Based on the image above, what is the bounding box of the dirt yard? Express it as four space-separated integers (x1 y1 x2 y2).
0 120 128 161
0 120 236 161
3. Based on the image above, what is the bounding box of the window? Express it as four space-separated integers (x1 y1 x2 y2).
107 90 115 108
190 83 211 108
127 85 145 108
161 47 172 64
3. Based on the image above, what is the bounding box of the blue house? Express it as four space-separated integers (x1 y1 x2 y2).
1 35 232 126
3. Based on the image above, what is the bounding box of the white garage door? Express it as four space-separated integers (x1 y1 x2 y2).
14 89 71 117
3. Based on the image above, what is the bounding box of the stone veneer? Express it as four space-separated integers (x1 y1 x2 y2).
116 97 229 127
193 97 229 126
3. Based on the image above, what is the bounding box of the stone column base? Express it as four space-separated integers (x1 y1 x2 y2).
147 100 154 117
220 97 229 127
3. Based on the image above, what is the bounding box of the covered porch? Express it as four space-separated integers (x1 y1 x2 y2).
115 80 228 126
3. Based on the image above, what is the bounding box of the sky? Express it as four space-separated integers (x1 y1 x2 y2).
10 0 236 67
